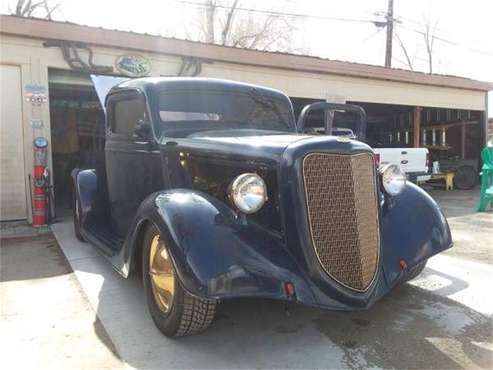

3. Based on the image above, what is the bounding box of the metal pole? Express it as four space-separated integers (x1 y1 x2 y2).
484 92 489 147
385 0 394 68
413 106 421 148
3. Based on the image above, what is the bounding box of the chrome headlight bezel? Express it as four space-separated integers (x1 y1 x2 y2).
380 164 407 196
229 173 268 214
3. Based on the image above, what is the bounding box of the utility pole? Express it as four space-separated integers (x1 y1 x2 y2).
384 0 394 68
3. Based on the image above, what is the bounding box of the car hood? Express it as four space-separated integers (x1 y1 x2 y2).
159 130 310 160
159 129 373 163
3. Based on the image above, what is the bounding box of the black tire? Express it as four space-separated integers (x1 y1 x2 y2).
404 260 427 282
73 193 85 242
453 165 477 190
142 225 216 337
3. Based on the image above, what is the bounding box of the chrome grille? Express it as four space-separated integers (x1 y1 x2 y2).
302 152 380 292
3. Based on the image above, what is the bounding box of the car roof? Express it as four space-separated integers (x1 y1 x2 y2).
108 77 289 100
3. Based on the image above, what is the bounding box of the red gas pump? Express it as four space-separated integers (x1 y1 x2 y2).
32 137 49 227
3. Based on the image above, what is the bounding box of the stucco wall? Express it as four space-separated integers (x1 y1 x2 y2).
1 35 486 110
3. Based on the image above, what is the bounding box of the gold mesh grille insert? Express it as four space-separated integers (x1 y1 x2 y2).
302 152 380 292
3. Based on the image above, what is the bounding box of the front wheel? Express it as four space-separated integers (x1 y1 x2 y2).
142 225 216 337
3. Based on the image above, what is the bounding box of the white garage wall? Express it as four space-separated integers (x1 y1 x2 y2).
0 64 27 220
0 35 486 110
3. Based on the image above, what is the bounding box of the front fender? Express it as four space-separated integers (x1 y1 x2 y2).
380 182 452 286
124 189 317 304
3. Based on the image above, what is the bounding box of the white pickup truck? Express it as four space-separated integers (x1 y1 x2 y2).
330 128 431 183
373 147 431 182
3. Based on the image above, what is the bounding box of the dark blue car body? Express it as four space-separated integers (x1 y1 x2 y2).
73 77 452 312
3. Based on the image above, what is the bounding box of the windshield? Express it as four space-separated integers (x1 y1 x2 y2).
155 89 295 138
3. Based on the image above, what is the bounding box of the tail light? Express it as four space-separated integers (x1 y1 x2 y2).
374 153 380 167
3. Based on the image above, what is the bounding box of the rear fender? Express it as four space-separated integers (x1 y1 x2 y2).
123 189 317 304
71 168 98 228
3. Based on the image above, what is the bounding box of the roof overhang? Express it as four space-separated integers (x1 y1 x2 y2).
1 15 492 92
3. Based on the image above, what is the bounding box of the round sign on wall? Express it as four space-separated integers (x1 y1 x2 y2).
115 54 151 77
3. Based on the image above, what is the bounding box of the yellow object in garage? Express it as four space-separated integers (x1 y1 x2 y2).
431 172 455 191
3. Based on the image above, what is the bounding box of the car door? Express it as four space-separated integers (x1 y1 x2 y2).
105 90 162 239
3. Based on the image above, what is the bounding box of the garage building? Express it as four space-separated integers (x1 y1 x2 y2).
0 15 491 222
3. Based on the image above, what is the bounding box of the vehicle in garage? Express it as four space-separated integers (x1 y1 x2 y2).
373 147 431 183
72 78 452 337
312 126 432 183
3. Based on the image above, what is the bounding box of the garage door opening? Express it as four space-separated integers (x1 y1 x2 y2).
48 69 105 214
291 96 485 188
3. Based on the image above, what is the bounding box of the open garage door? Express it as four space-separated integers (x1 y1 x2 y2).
48 69 106 212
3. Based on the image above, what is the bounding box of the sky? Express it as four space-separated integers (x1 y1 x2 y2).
1 0 492 115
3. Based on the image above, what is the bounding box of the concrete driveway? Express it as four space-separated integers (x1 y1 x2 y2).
0 234 123 369
49 189 492 369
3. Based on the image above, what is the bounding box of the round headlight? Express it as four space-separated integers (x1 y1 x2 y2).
381 164 406 196
229 173 268 214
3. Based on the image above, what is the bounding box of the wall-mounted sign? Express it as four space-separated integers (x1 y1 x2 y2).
30 119 44 129
325 93 346 104
25 84 48 104
115 54 151 77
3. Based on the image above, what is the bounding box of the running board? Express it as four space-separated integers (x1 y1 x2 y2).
83 222 124 256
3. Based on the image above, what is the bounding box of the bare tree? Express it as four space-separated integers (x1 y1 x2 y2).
198 0 297 52
392 14 439 74
422 14 439 73
394 30 414 71
13 0 59 20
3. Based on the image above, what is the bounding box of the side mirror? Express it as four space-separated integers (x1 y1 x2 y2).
133 119 152 140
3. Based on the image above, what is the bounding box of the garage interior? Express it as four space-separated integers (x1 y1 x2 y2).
48 69 105 212
291 97 485 189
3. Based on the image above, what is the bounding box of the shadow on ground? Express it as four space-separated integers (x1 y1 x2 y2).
0 234 70 281
50 187 493 369
0 234 122 369
86 262 492 369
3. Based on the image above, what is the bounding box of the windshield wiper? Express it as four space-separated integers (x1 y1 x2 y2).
248 88 291 129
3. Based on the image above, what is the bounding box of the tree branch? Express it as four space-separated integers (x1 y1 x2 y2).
221 0 239 45
394 30 414 70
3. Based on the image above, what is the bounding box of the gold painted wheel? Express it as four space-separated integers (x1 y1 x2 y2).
149 235 175 314
143 226 217 336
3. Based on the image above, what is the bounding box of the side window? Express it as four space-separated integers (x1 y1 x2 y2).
112 95 147 136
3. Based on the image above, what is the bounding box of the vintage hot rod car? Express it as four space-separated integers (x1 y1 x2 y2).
72 77 452 337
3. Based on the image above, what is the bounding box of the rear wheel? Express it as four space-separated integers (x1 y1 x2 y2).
454 165 477 190
142 225 216 337
73 193 85 242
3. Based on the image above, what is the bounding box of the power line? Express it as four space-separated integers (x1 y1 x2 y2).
164 0 375 24
397 23 493 57
389 13 493 57
167 0 493 58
